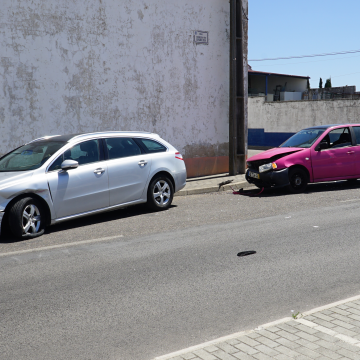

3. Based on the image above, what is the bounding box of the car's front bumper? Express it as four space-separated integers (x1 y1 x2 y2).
246 168 290 188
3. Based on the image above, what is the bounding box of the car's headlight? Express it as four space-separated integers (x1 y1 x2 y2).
259 162 277 173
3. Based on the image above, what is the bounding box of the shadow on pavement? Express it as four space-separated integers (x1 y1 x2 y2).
231 179 360 198
0 204 177 243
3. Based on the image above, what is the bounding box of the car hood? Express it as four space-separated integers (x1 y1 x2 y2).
248 147 305 162
0 171 34 190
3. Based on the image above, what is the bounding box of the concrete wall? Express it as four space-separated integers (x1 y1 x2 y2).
248 96 360 147
0 0 233 176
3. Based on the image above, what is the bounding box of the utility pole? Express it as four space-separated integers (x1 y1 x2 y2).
229 0 248 175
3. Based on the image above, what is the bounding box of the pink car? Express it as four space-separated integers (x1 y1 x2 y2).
246 124 360 192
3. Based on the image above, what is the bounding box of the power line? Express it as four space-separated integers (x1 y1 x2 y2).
252 54 360 67
249 49 360 61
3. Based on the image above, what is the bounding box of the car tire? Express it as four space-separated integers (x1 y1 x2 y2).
287 168 308 193
8 197 45 239
147 176 174 211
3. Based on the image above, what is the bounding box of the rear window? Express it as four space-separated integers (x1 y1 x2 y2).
136 138 167 153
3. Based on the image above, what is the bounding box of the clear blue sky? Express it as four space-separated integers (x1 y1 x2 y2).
248 0 360 90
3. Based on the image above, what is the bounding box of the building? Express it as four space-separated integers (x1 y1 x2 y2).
248 65 309 102
0 0 248 178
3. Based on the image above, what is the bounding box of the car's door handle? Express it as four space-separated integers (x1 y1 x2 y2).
138 160 148 167
347 151 355 154
94 168 105 174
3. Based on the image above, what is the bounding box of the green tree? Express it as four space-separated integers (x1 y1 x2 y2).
319 77 323 88
324 77 332 88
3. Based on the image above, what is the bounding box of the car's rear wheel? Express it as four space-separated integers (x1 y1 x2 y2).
147 176 174 211
287 168 308 193
8 197 45 239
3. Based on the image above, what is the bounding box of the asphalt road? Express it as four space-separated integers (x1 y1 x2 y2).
1 181 360 360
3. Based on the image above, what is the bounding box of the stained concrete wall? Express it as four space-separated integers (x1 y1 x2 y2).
0 0 233 176
248 96 360 147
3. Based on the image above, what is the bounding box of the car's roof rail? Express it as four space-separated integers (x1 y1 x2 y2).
68 131 160 142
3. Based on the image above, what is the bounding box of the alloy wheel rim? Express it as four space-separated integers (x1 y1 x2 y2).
22 204 41 234
153 180 171 206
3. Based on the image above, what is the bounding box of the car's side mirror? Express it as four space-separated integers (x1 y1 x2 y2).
316 141 328 151
61 159 79 171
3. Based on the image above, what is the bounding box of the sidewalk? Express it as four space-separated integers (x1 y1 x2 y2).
175 150 264 196
175 173 250 197
154 294 360 360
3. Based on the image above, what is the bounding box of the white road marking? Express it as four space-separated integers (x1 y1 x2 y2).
340 199 360 202
0 235 123 258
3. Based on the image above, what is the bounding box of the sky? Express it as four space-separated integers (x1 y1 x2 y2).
248 0 360 90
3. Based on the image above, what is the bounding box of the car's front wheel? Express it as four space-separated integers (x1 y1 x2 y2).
147 176 174 211
287 168 308 193
8 197 45 239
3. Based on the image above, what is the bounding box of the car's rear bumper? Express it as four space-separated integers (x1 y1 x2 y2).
246 168 290 188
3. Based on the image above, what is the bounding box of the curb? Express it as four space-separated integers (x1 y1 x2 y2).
174 181 252 196
153 317 291 360
153 293 360 360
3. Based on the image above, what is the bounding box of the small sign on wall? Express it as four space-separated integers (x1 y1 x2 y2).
194 31 208 45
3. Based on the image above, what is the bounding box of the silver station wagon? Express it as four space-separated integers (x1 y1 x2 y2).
0 132 186 239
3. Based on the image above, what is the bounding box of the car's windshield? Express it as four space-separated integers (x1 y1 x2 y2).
280 129 325 148
0 141 66 172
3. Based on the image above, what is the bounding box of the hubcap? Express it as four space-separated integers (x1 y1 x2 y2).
294 175 302 186
153 180 171 206
22 204 41 234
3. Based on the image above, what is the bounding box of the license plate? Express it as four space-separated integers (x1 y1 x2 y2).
248 171 260 179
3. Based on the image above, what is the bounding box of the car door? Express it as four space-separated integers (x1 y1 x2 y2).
311 127 355 180
350 126 360 176
105 137 152 206
46 139 109 219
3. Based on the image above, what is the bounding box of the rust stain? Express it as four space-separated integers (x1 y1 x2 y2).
184 156 229 178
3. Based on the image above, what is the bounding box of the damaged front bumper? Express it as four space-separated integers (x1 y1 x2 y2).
246 168 290 188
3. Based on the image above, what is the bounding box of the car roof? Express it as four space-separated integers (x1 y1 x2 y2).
304 124 340 130
304 124 360 130
29 131 160 144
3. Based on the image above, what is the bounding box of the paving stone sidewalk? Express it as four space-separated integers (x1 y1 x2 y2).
154 295 360 360
175 173 249 196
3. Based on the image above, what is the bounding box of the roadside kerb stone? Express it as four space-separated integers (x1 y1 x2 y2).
153 294 360 360
175 174 252 197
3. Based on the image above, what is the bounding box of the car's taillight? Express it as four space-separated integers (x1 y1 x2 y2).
175 152 184 160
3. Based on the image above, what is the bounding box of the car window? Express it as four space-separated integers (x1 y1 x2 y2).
280 129 325 148
48 155 64 172
352 126 360 145
105 138 142 159
136 138 167 153
0 141 66 172
55 140 101 167
325 127 352 149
